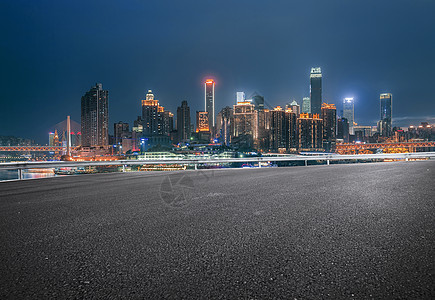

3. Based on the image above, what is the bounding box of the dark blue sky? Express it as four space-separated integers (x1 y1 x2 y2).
1 0 435 143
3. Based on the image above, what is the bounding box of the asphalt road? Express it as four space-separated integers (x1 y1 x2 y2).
1 161 434 299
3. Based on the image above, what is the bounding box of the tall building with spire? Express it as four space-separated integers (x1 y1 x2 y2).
310 67 322 115
81 83 109 146
205 79 215 131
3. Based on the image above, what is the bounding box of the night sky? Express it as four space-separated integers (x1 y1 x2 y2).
1 0 434 144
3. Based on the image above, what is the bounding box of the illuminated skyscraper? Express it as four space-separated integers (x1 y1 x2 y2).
177 100 191 143
81 83 109 146
379 93 392 137
310 68 322 115
205 79 215 130
302 97 311 114
343 97 355 135
232 101 257 149
321 103 337 152
298 113 323 151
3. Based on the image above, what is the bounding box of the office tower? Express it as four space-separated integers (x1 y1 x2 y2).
196 111 210 133
141 90 160 136
310 67 322 115
302 97 311 114
270 107 287 152
298 113 323 151
379 93 392 137
205 79 215 131
337 118 350 143
236 92 246 103
251 92 265 111
81 83 109 146
114 122 130 144
216 106 233 146
321 103 337 152
232 101 257 149
141 90 172 137
343 97 355 135
177 101 191 143
287 100 300 116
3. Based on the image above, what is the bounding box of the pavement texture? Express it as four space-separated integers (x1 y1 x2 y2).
0 161 434 299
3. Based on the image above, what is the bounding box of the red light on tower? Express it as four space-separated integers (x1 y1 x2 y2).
205 79 214 85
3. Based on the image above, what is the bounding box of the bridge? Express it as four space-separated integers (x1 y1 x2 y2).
0 159 434 298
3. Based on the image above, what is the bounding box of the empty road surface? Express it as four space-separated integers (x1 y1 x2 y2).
1 161 434 299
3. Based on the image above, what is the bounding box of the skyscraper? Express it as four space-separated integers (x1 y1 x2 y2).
216 106 233 146
177 100 191 143
302 97 311 114
310 67 322 115
81 83 109 146
269 107 286 152
205 79 215 131
379 93 392 137
343 97 355 135
298 113 323 151
337 118 350 143
321 103 337 152
232 101 257 149
141 90 160 136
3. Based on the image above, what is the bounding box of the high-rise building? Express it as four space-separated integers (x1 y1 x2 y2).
251 92 265 111
177 100 191 143
114 122 130 144
302 97 311 114
321 103 337 152
286 109 298 151
269 107 286 152
216 106 233 146
343 97 355 135
232 101 257 149
81 83 109 146
205 79 215 131
337 118 350 143
379 93 392 137
298 113 323 151
310 68 322 115
141 90 172 137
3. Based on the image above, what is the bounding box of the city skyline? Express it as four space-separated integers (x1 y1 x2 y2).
1 1 435 143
